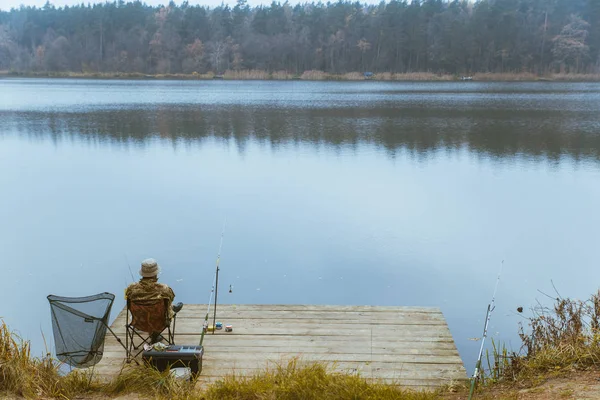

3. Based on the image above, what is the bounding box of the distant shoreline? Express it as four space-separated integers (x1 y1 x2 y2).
1 70 600 82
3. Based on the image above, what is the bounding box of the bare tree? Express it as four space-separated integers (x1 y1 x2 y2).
208 40 228 73
357 38 371 71
0 25 17 70
552 15 590 73
45 36 71 71
182 38 204 73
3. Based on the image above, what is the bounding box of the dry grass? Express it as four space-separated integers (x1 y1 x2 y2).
103 363 199 399
222 69 270 80
5 290 600 399
0 321 97 398
6 290 599 400
337 72 455 81
271 70 292 80
342 72 364 80
473 72 600 81
204 358 439 400
0 319 440 399
3 70 600 82
375 72 394 80
300 70 329 80
0 71 216 80
485 291 600 387
392 72 454 81
550 73 600 81
473 72 539 81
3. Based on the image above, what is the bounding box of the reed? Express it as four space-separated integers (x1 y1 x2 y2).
104 363 199 398
0 319 442 399
375 72 394 80
473 72 538 81
0 320 96 398
550 73 600 81
3 70 600 82
300 70 330 80
271 70 293 80
203 358 439 400
484 291 600 386
222 69 270 80
341 72 364 80
392 72 454 81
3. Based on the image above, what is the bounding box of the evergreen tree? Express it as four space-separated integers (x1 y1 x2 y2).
0 0 597 75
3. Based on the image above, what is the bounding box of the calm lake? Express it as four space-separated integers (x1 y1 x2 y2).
1 79 599 373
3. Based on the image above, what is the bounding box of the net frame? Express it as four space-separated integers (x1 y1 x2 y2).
47 292 128 368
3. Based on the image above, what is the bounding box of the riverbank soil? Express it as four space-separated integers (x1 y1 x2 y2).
443 369 600 399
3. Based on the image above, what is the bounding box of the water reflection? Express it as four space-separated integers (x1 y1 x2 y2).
3 105 600 164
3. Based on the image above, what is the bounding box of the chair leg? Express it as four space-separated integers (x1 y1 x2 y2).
172 318 176 344
126 325 148 361
125 324 130 363
125 308 131 363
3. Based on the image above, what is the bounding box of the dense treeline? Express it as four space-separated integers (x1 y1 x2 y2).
0 0 599 75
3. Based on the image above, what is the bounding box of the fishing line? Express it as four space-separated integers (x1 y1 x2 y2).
124 254 135 282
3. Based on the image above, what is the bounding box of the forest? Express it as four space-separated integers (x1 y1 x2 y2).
0 0 598 76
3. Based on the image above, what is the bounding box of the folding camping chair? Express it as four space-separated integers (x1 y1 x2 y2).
125 298 181 361
47 292 128 368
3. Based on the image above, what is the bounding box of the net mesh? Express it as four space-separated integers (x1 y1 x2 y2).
47 293 115 368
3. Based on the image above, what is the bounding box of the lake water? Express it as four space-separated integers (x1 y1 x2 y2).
1 78 599 374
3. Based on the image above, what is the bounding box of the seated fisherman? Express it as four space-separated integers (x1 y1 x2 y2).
125 258 183 328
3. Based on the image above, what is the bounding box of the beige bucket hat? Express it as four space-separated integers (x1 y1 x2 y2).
140 258 161 278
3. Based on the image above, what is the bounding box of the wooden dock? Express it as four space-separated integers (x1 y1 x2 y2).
97 304 466 391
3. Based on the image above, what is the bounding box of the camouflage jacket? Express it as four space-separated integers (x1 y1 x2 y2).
125 278 176 320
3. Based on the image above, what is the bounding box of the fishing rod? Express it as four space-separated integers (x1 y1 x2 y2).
212 221 226 334
198 271 217 347
199 220 226 347
468 261 503 400
124 254 135 282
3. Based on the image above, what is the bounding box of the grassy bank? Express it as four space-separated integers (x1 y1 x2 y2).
455 291 600 399
0 319 442 399
2 70 600 82
3 292 600 399
0 321 95 398
485 292 600 384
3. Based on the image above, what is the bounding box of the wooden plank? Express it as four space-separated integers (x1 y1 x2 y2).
110 319 447 330
172 313 445 322
198 334 457 344
104 336 460 352
175 305 442 313
108 326 454 338
93 359 464 378
97 303 466 391
194 374 452 388
101 354 462 367
106 332 458 342
203 355 462 365
103 343 459 354
112 314 446 326
184 364 464 379
172 309 446 319
103 343 460 356
164 321 452 330
104 337 458 350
